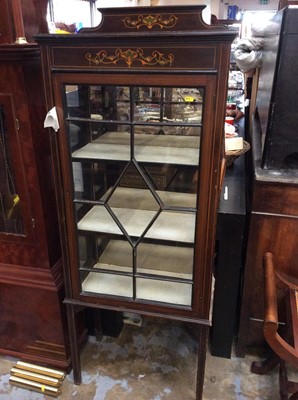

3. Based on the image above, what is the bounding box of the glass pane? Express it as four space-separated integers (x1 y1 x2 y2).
136 242 194 279
70 120 131 163
72 161 104 201
79 236 133 298
145 210 195 243
72 160 128 201
0 105 24 234
65 85 130 121
76 204 122 235
133 86 203 124
171 87 203 123
68 120 104 152
137 278 192 306
82 271 132 297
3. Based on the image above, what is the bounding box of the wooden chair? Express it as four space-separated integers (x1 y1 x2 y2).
251 252 298 400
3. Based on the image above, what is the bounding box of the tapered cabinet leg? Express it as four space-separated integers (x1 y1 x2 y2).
66 303 82 384
196 324 209 400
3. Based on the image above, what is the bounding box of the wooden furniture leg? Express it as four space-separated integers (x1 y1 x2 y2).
66 303 82 384
251 350 280 374
196 324 209 400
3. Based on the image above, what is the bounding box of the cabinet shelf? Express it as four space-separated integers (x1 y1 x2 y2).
77 187 196 243
101 187 197 210
81 240 193 304
72 132 200 166
78 205 195 243
82 271 192 305
91 240 193 279
67 117 202 126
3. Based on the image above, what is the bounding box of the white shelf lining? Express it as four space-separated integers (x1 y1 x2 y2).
72 132 200 166
98 132 200 147
81 272 192 306
78 205 195 243
78 187 196 242
92 240 194 280
101 187 197 211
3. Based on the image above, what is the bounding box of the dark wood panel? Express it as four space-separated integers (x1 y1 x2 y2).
252 182 298 216
21 0 48 42
0 281 70 368
87 6 220 34
0 257 72 368
0 0 14 44
51 45 217 71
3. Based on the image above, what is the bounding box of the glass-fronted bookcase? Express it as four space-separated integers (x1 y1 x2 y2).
36 6 236 399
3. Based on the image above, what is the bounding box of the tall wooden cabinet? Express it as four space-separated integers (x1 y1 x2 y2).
0 0 72 369
236 6 298 356
36 6 236 398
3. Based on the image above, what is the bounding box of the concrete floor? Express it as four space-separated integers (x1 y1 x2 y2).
0 317 286 399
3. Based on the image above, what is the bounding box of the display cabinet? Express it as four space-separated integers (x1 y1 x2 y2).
36 6 236 398
0 0 77 370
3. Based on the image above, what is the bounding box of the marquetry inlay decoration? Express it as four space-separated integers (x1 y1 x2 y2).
122 14 178 30
86 48 174 68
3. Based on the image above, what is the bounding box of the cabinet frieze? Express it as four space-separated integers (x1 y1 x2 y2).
50 45 217 71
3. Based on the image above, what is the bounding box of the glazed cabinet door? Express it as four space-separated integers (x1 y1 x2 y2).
0 94 33 241
53 73 217 320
